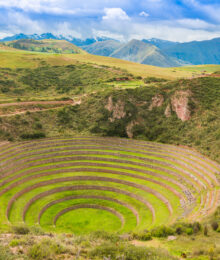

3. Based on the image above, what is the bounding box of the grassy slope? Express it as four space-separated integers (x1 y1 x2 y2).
50 77 219 163
1 48 220 79
3 39 86 54
0 76 219 164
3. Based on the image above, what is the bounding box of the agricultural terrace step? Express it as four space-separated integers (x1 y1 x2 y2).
53 204 125 227
1 137 218 173
0 162 194 200
1 152 209 189
0 156 204 191
36 195 139 225
0 167 186 204
1 144 217 185
17 185 156 222
1 137 218 174
7 176 172 220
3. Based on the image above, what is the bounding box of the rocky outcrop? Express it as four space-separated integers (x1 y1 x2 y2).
149 94 164 111
171 91 191 121
105 96 126 122
165 104 171 118
126 121 138 138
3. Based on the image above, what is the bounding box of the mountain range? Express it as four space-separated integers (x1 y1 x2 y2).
1 33 220 67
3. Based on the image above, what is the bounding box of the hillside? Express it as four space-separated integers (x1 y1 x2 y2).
82 40 123 56
1 46 213 79
0 70 219 163
109 40 185 67
163 37 220 65
142 38 178 49
3 39 85 54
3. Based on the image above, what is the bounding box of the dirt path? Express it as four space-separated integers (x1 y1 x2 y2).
0 100 74 107
0 99 82 117
0 106 63 117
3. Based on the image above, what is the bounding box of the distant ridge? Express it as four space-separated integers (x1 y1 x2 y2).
109 39 186 67
1 33 220 66
3 39 85 54
0 33 113 47
82 40 123 57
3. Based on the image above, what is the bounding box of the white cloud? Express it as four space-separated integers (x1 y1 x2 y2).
139 11 149 17
176 19 215 30
102 8 130 20
92 29 126 41
182 0 220 23
0 0 220 42
119 22 220 42
7 11 45 34
0 32 13 39
53 22 82 38
0 0 77 15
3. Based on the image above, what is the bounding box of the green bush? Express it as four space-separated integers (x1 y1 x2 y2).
20 132 46 140
28 239 66 260
90 231 120 243
186 228 193 235
192 222 202 234
0 245 15 260
12 225 30 235
132 232 152 241
211 221 219 231
151 225 175 238
204 225 208 236
144 77 167 84
89 242 177 260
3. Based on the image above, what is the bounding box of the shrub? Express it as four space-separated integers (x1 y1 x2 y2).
89 242 177 260
186 228 193 235
211 221 219 231
151 226 175 238
192 222 202 233
12 225 30 235
0 245 15 260
90 231 120 243
132 232 152 241
175 226 183 235
204 225 208 236
28 239 66 260
9 239 21 247
144 77 167 84
30 226 45 235
20 132 46 140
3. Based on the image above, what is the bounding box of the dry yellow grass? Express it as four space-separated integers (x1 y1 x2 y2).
0 48 219 79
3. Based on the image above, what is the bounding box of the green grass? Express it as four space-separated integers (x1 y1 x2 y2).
25 190 151 230
55 208 121 234
1 48 219 80
5 173 173 224
39 198 135 233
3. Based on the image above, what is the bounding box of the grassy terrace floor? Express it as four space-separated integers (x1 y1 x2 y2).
0 137 219 234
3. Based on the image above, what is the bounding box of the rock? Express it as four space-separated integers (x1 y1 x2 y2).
149 94 164 111
105 96 126 122
171 90 191 121
165 104 171 117
167 235 177 241
126 121 138 138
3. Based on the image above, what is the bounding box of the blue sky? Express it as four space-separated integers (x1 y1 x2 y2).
0 0 220 42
